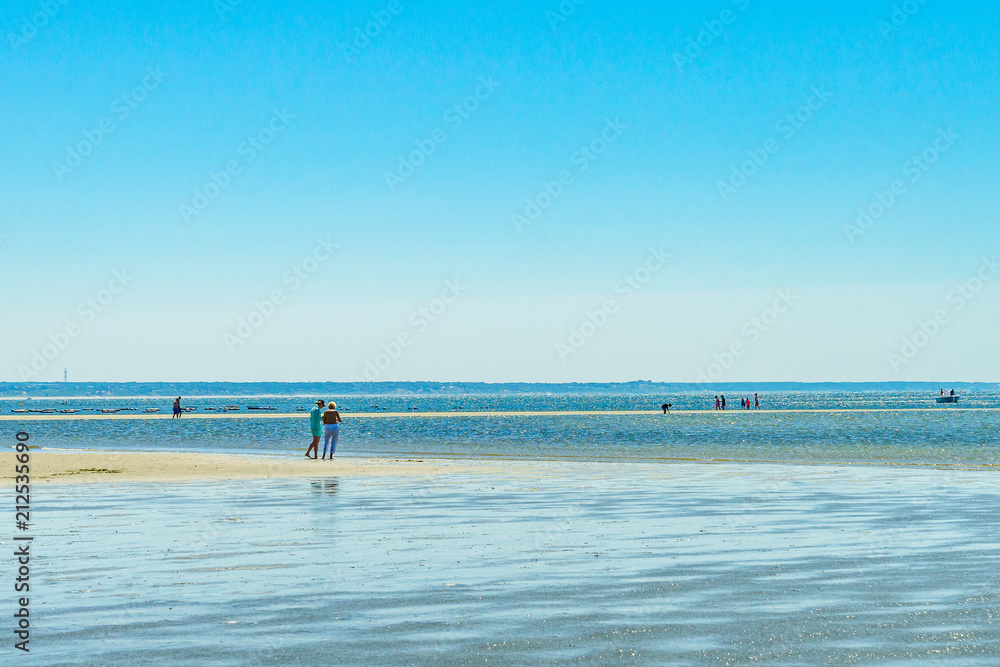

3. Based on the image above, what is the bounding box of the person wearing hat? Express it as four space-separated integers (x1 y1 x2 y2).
321 401 342 459
305 399 325 459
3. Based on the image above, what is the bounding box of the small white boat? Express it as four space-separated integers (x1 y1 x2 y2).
936 395 959 404
144 407 160 413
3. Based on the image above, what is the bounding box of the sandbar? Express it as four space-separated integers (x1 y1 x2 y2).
3 451 528 484
6 450 999 485
0 406 991 421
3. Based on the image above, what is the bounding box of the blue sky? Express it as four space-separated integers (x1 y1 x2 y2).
2 0 999 382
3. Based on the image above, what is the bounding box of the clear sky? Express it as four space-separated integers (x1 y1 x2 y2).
3 0 999 382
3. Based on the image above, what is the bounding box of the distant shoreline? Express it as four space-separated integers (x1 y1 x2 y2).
1 380 997 401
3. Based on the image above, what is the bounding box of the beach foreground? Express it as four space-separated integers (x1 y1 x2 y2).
5 456 1000 664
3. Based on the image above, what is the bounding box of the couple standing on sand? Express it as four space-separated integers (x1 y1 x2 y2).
305 400 342 460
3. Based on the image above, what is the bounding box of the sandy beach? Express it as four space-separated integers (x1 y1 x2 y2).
8 450 1000 487
1 451 542 484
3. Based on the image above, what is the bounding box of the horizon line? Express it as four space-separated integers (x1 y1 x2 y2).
1 380 996 387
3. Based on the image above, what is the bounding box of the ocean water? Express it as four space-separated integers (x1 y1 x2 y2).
6 390 1000 466
10 463 1000 665
7 388 1000 664
4 388 998 413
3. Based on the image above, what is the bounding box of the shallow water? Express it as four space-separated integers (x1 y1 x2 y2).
8 391 1000 663
11 403 1000 466
10 463 1000 665
3 389 998 414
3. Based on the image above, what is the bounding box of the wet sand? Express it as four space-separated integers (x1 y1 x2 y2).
20 461 1000 664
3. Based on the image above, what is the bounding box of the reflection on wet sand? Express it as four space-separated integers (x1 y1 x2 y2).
26 462 1000 664
311 479 340 497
